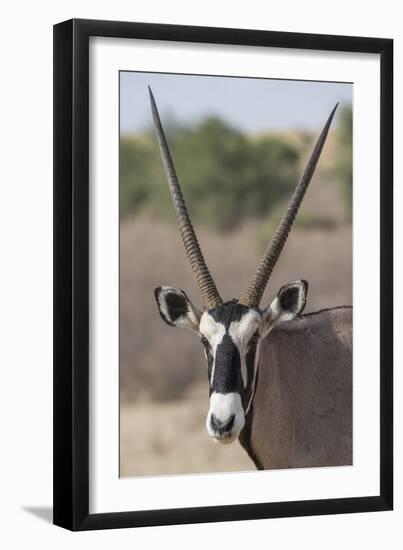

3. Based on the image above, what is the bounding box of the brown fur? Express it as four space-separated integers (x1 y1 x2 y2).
240 307 352 469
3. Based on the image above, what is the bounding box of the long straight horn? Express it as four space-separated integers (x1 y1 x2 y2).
239 104 339 308
148 87 223 310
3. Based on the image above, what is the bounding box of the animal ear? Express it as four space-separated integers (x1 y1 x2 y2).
154 286 202 331
261 280 308 335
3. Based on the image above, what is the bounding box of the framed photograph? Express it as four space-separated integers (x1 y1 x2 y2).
53 19 393 530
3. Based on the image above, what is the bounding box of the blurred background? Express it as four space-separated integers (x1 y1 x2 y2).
119 72 352 477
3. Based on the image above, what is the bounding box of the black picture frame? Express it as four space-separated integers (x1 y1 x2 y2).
53 18 393 531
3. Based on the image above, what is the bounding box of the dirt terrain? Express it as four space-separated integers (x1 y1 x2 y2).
120 383 253 477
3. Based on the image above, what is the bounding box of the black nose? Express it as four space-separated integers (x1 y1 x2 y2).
210 414 235 434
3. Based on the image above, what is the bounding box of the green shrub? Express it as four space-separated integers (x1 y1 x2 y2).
120 117 301 232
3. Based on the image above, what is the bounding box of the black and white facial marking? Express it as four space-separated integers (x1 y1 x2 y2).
199 302 262 443
154 280 308 444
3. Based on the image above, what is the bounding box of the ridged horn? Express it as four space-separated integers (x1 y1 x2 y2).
239 104 339 308
148 86 223 310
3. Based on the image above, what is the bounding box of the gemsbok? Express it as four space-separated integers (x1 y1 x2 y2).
149 87 352 470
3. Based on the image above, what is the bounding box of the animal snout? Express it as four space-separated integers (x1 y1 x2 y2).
210 413 235 435
206 392 245 443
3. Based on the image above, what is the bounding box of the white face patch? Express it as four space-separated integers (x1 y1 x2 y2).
228 310 262 387
206 392 245 444
228 310 262 346
199 312 226 343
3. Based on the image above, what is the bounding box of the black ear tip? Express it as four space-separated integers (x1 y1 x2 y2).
301 280 309 293
154 287 162 300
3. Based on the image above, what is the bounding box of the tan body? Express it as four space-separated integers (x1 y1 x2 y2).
240 307 352 469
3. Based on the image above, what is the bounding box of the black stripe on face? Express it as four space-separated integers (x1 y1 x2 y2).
209 301 250 324
211 333 241 394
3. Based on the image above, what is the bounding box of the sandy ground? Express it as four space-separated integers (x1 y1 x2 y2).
120 383 254 477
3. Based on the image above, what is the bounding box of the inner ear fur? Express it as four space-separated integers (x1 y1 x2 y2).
278 280 308 316
261 280 308 334
154 286 201 331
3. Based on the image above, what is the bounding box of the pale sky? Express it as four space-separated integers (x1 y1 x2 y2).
120 71 352 135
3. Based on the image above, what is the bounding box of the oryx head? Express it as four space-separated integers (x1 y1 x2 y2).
149 87 337 444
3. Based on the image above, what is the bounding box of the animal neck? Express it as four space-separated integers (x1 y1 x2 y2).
238 357 263 469
238 307 353 471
